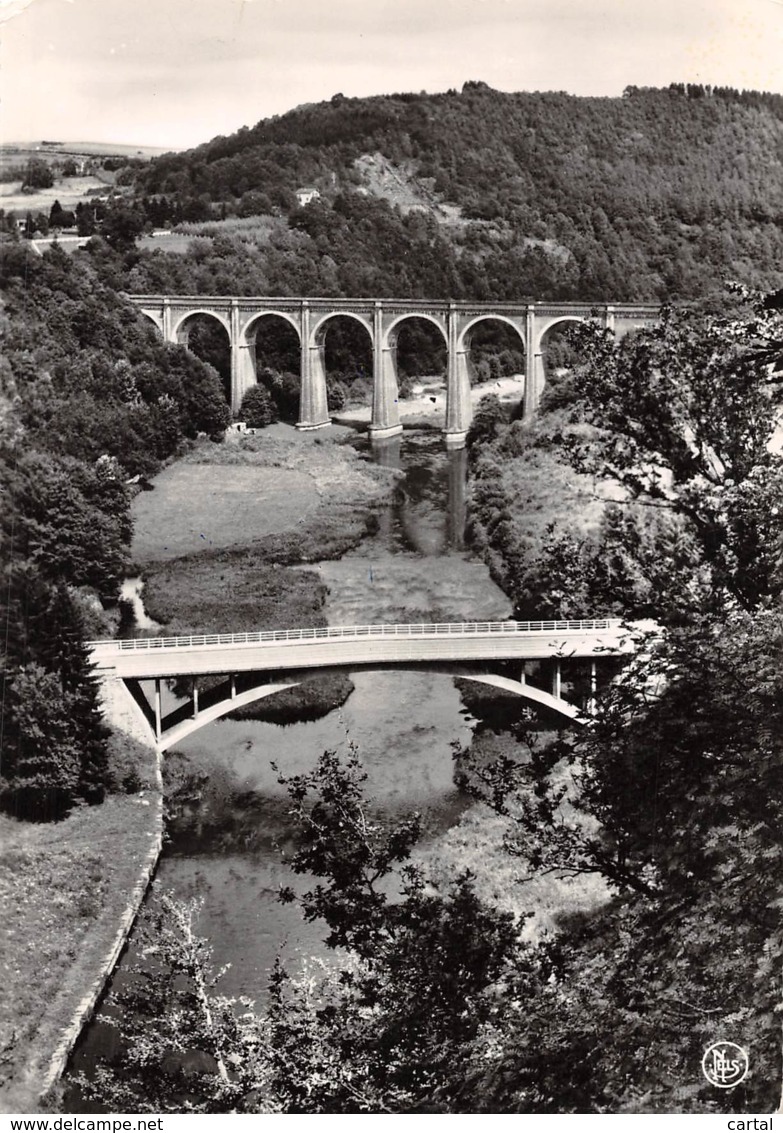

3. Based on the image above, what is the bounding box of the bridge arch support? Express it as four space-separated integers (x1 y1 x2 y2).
137 309 165 336
375 313 450 442
529 315 588 413
133 666 586 753
455 315 527 432
302 312 376 433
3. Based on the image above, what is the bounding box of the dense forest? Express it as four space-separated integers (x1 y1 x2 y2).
116 82 783 301
0 243 229 817
3 81 783 1112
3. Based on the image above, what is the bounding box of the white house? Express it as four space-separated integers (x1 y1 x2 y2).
295 186 321 206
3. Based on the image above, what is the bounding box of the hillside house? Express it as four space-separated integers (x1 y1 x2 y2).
295 186 320 206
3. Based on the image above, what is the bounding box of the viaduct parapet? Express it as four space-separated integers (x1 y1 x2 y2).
128 295 659 447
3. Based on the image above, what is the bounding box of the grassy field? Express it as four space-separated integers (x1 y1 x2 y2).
132 425 398 565
491 414 621 540
172 215 278 239
0 177 112 215
136 216 280 255
143 547 330 635
0 738 159 1113
136 232 195 254
131 463 319 562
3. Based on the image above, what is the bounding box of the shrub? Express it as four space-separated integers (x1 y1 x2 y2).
239 384 278 429
326 378 348 411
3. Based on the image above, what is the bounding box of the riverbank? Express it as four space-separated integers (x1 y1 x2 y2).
0 705 161 1114
467 406 627 616
332 375 524 430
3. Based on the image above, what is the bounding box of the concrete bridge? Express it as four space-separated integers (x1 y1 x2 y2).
90 618 642 752
128 295 659 447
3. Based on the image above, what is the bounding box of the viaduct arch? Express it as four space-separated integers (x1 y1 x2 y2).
130 295 659 447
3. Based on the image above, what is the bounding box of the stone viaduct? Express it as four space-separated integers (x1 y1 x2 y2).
129 295 659 447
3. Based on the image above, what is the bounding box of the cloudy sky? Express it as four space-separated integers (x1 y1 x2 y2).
1 0 782 149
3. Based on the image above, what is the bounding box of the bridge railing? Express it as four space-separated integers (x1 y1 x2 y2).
89 619 624 654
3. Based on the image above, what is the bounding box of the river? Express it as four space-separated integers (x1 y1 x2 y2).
67 428 512 1085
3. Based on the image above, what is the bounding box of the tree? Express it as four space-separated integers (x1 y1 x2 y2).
564 290 783 612
466 394 507 451
239 384 277 428
517 504 709 622
0 664 83 821
238 190 273 217
100 204 145 251
49 199 75 229
75 894 276 1113
75 201 97 236
21 158 53 190
1 572 111 818
0 446 131 596
326 377 347 412
274 750 520 1110
263 369 301 423
453 613 783 1112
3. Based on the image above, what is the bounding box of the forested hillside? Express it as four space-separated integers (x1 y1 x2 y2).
122 83 783 300
0 243 229 817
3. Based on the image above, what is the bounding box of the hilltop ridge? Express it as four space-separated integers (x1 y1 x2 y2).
122 83 783 302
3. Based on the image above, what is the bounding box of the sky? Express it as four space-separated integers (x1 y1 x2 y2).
1 0 782 149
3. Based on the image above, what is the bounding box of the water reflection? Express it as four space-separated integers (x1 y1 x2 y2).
447 446 467 552
369 432 467 554
370 434 402 470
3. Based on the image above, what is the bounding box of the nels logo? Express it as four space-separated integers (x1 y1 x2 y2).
701 1041 750 1089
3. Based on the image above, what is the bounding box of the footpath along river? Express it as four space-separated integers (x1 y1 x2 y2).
67 427 513 1080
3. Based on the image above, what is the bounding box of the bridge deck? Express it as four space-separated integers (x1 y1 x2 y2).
90 619 637 680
